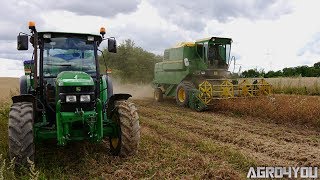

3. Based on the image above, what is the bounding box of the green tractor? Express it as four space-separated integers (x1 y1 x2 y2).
9 22 140 166
153 37 271 111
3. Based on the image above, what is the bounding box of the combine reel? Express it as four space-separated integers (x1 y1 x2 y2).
198 79 272 105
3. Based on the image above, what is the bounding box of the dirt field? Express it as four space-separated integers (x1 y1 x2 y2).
135 98 320 170
33 99 320 179
0 77 320 179
0 77 19 100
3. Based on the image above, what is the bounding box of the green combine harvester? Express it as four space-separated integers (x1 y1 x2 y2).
153 37 271 111
10 22 140 166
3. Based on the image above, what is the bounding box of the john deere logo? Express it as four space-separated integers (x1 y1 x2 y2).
76 87 81 92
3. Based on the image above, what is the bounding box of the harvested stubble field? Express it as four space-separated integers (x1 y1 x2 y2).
0 77 320 179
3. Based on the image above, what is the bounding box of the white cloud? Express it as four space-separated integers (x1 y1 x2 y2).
148 0 292 31
1 0 320 77
0 58 24 77
201 0 320 71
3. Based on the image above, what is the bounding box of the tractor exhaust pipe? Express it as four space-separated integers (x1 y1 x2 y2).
29 21 38 91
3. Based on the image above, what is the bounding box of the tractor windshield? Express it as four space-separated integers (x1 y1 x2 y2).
207 43 231 69
43 37 96 77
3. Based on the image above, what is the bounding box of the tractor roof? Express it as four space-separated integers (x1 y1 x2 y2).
196 37 232 43
38 31 102 41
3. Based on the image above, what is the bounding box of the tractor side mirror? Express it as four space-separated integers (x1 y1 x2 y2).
17 35 29 50
108 38 117 53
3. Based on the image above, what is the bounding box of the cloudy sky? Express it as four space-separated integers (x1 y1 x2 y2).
0 0 319 77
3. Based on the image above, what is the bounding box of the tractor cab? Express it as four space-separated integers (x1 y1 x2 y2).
40 32 103 108
196 37 232 70
18 30 117 125
40 32 102 78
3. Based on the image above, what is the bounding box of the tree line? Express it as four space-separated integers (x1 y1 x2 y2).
99 39 162 83
241 62 320 78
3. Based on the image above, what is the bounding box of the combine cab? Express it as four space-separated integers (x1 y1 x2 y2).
153 37 271 111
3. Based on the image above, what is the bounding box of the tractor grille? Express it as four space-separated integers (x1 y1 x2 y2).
59 86 95 112
59 86 95 93
60 102 95 112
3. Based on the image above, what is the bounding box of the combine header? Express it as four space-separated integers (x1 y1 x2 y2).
153 37 271 111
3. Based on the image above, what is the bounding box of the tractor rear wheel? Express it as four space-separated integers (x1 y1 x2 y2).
8 102 35 166
109 100 140 156
154 88 163 102
175 81 195 107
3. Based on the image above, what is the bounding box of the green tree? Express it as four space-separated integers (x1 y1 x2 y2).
241 68 264 78
314 62 320 69
264 70 283 78
99 39 162 83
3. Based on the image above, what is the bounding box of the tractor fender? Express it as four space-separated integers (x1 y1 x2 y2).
12 94 35 104
106 75 113 99
101 75 113 101
106 93 132 118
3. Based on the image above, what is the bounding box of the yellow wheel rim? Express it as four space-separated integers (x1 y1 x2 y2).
111 138 119 148
178 88 186 102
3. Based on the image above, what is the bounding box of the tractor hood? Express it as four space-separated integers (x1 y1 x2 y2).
56 71 94 86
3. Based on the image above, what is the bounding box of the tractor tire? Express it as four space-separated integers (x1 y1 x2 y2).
109 100 140 156
154 88 163 102
175 81 195 107
8 102 35 166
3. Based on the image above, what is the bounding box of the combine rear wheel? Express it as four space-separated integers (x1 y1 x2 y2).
154 88 163 102
175 81 195 107
8 102 35 166
109 100 140 156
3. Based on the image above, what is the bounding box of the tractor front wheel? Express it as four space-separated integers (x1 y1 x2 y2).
109 100 140 156
8 102 35 166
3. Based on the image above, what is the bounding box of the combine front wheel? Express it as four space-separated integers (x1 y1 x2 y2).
109 100 140 156
175 81 195 107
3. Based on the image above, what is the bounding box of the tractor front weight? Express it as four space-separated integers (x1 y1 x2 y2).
54 99 104 146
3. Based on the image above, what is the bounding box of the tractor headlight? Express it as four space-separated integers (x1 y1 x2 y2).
87 36 94 41
80 95 90 103
66 95 76 103
43 33 51 39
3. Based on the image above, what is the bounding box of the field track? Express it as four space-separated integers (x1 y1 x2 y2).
136 98 320 166
1 77 320 179
132 98 320 178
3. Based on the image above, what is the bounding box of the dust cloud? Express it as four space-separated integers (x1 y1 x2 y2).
112 80 154 99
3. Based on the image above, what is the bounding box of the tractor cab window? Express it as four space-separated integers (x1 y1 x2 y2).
196 43 203 58
207 43 230 69
43 37 96 77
